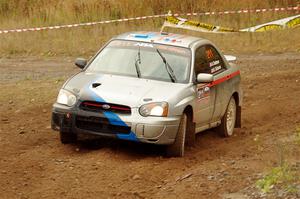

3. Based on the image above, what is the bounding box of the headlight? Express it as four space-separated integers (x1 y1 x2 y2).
139 102 168 117
57 89 77 107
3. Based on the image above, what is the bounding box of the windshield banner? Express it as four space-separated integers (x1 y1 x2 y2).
161 13 300 33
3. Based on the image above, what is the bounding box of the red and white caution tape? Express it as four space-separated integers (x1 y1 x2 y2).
0 14 167 34
0 6 299 34
176 5 300 16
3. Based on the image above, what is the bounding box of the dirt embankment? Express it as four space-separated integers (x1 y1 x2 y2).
0 53 300 199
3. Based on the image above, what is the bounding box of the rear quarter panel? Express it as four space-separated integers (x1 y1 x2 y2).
221 62 242 117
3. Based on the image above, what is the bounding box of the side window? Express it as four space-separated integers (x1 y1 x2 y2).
194 46 209 74
194 45 226 75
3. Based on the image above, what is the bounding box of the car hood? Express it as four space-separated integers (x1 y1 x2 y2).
64 72 190 107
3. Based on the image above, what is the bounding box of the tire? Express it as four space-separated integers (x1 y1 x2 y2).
217 96 237 137
60 131 77 144
166 113 188 157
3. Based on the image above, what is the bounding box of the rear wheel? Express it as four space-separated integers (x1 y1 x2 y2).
217 97 237 137
60 131 77 144
166 113 188 157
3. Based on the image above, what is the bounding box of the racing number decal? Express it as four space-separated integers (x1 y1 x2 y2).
206 49 214 59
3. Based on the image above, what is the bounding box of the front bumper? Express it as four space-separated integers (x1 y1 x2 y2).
51 103 180 145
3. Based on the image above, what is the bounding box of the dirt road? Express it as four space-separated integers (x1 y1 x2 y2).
0 53 299 199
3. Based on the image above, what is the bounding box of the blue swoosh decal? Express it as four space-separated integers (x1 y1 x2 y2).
87 84 138 142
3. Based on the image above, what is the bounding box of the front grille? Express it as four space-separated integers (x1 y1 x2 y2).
80 101 131 114
75 115 131 134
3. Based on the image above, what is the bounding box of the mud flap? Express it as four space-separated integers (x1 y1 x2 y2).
235 106 242 128
51 113 60 131
186 122 196 147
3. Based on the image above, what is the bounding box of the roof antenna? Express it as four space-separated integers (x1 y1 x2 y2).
160 10 172 34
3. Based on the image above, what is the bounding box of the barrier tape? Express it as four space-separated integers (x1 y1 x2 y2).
0 6 299 35
174 5 300 16
0 14 167 34
162 14 300 33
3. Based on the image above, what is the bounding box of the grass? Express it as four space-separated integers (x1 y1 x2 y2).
256 164 299 193
256 164 296 193
0 0 295 27
256 127 300 195
0 0 300 56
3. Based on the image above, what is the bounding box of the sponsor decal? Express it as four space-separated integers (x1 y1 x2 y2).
134 42 154 48
108 40 136 47
209 60 220 67
197 86 211 100
158 45 190 56
211 65 222 73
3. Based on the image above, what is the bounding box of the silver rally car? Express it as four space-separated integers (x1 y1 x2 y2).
52 31 242 157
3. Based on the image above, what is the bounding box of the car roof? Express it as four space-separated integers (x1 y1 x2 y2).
114 31 204 48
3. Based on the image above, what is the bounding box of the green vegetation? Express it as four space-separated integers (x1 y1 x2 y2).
256 126 300 196
256 164 297 193
0 0 299 56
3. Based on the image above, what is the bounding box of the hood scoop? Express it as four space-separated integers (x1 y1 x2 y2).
92 83 102 88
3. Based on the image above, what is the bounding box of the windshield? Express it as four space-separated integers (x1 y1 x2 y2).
86 40 191 83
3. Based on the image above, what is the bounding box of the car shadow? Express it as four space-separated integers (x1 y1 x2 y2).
73 129 226 158
76 137 165 158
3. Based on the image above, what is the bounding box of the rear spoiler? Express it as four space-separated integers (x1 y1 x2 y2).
224 55 237 62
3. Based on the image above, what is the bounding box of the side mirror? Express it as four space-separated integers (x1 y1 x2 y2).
75 58 87 69
196 73 214 83
224 55 237 62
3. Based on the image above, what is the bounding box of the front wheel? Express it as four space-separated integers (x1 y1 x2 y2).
166 113 188 157
217 97 237 137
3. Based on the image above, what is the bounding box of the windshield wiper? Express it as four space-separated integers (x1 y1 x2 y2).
135 47 142 78
155 48 177 83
